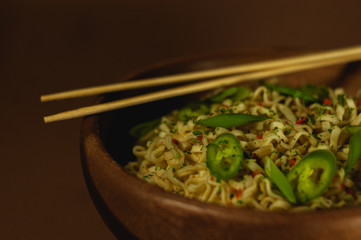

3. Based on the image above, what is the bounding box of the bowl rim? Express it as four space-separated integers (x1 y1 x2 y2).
81 48 361 238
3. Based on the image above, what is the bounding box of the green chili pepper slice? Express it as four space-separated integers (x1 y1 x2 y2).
287 150 336 203
263 82 318 102
196 113 270 128
345 129 361 174
129 118 161 139
264 156 296 204
206 133 243 180
346 125 361 135
177 102 210 121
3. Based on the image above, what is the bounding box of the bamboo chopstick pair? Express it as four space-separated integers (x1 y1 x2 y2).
41 45 361 123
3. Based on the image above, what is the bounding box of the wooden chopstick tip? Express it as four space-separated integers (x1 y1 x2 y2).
43 115 68 123
40 95 51 102
43 115 60 123
43 116 51 123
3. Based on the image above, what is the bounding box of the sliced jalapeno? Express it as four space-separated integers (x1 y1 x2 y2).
129 118 161 139
264 156 296 204
196 113 270 128
346 125 361 135
345 129 361 174
177 102 210 121
206 133 243 180
287 150 336 203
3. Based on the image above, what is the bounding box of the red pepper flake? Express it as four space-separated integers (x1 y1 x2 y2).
235 189 242 199
209 113 214 116
252 170 260 177
197 135 203 141
341 183 345 190
210 176 215 181
289 159 296 167
296 117 307 124
285 121 289 124
257 101 263 106
325 110 329 114
222 104 229 108
323 99 332 106
256 134 263 139
332 176 337 183
172 139 179 145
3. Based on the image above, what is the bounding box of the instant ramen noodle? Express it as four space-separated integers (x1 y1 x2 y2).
125 80 361 211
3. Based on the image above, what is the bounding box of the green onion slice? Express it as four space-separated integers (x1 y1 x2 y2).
345 129 361 174
129 118 161 139
263 82 318 102
177 102 210 121
196 113 270 128
264 156 296 204
210 87 238 102
232 87 251 101
209 86 251 103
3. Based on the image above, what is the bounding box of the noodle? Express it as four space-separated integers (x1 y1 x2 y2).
125 83 361 211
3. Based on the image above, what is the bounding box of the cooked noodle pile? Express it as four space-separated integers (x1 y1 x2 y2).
125 83 361 211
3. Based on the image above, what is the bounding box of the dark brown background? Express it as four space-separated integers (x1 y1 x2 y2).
2 1 361 239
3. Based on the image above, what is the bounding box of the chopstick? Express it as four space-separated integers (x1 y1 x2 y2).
40 45 361 102
43 53 361 123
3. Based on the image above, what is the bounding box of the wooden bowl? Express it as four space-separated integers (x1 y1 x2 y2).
80 49 361 240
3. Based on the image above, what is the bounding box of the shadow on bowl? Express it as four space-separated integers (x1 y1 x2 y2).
81 48 361 240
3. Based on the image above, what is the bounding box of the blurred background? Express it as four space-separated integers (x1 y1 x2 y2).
2 0 361 239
